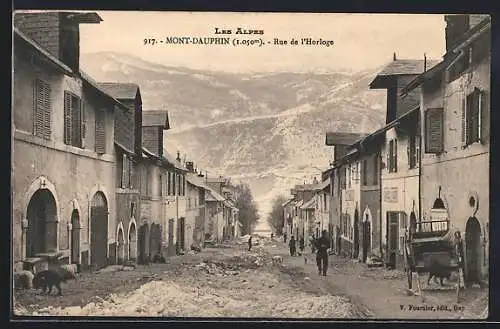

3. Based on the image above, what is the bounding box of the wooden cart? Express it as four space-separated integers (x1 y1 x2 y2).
404 221 465 303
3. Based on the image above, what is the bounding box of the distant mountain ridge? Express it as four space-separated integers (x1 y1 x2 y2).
80 51 387 230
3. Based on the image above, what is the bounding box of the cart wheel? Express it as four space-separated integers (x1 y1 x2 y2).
407 268 413 290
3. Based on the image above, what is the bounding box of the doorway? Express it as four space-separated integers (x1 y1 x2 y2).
353 208 360 259
177 217 186 251
90 192 108 269
138 223 149 264
362 213 371 262
26 189 58 257
465 217 482 286
386 212 399 268
117 227 125 264
168 219 175 256
128 222 137 261
70 209 80 264
149 223 162 260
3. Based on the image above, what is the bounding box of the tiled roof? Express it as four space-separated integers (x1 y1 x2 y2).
370 59 440 89
313 179 330 191
301 198 316 210
143 110 170 129
205 187 225 202
186 173 207 188
97 82 139 100
325 132 367 146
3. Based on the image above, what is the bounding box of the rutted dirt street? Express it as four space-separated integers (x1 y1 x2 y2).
13 236 488 319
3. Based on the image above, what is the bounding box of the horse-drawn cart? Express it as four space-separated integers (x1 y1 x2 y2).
404 219 466 302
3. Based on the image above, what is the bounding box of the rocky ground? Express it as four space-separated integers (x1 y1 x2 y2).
13 236 488 319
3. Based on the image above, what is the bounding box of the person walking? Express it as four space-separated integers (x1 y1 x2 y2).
310 235 316 254
316 230 331 276
289 236 296 256
299 237 305 254
284 233 287 244
248 236 252 251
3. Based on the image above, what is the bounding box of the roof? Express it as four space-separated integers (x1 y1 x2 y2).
314 179 330 191
14 27 72 74
325 132 368 146
97 82 139 100
370 59 440 89
114 142 135 157
301 198 316 210
332 148 359 167
400 53 460 95
80 71 128 111
205 186 225 202
186 173 207 188
402 17 491 95
64 12 103 24
162 149 187 171
359 105 420 142
142 110 170 129
282 198 295 207
293 184 317 192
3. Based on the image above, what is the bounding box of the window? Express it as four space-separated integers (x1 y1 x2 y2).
159 174 163 196
362 159 368 186
387 139 398 172
63 92 85 148
425 108 444 154
172 173 177 195
167 172 171 195
323 193 327 211
372 155 379 185
33 79 52 140
408 135 419 169
121 154 130 188
347 165 351 188
95 108 106 154
463 88 487 147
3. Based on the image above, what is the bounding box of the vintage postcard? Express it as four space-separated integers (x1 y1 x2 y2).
11 10 490 320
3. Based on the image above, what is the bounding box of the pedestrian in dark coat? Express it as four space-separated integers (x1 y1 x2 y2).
289 236 296 256
316 230 331 276
248 236 252 251
299 237 305 252
284 233 287 243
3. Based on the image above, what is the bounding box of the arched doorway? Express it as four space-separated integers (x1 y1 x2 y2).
128 222 137 261
26 189 58 257
70 209 81 264
117 227 125 264
362 211 371 263
465 217 482 286
90 192 108 269
149 223 162 260
353 208 360 259
138 223 149 264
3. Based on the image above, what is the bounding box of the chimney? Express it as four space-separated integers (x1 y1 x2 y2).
445 14 470 52
186 161 194 172
14 12 102 72
393 52 397 61
176 151 181 162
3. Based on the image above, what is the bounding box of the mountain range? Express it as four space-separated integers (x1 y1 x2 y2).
81 51 387 231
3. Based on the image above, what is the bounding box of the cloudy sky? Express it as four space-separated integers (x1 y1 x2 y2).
79 11 447 73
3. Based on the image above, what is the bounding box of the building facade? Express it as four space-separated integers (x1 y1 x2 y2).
185 165 208 249
12 12 119 271
403 14 491 284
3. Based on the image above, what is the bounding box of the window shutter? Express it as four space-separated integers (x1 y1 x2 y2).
129 159 134 188
394 139 398 172
72 97 82 147
425 108 444 154
64 91 72 145
95 109 106 154
121 154 127 188
480 90 489 144
461 95 467 146
81 100 86 148
33 80 42 137
42 82 51 140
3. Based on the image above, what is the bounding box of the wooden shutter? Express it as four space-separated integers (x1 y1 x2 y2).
81 100 86 148
167 172 171 195
461 95 467 146
425 108 444 154
121 154 127 188
95 109 106 154
480 90 489 144
394 139 398 172
71 96 82 147
41 81 51 139
33 80 51 140
129 158 134 189
468 88 480 144
64 91 72 145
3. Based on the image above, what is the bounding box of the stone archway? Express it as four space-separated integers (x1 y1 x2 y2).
90 192 108 269
26 189 58 257
465 216 482 286
128 221 137 261
70 209 81 264
117 226 125 265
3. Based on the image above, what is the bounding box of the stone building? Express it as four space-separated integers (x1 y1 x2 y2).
12 12 120 271
402 14 491 284
185 163 208 249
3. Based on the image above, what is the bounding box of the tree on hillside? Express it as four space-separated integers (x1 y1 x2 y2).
267 195 288 235
234 183 259 235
